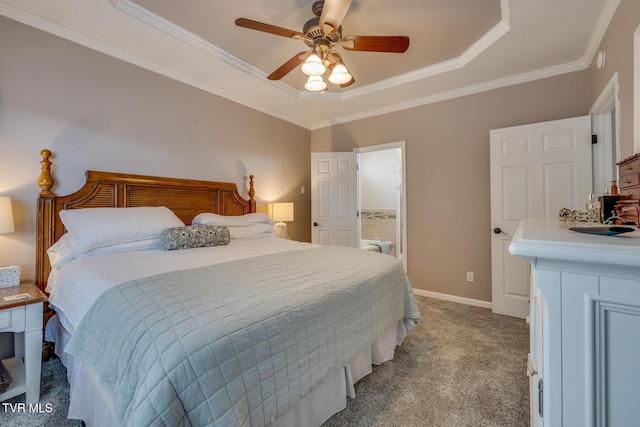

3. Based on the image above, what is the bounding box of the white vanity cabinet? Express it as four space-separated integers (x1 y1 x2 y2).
510 219 640 427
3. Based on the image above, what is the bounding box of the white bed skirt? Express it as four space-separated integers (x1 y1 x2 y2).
45 315 414 427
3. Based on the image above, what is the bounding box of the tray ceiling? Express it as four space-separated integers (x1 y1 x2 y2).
0 0 614 129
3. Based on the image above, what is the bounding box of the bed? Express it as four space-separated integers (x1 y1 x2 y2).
35 149 420 427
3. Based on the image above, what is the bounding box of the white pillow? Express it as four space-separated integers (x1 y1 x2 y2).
192 213 275 239
47 233 163 269
81 238 162 258
226 223 275 240
59 206 184 254
47 233 76 269
192 212 274 227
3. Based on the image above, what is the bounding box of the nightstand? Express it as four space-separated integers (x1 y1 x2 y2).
0 283 47 404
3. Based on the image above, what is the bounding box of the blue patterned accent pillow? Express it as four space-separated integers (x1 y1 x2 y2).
160 225 230 250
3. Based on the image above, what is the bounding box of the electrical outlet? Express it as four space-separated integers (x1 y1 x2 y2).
466 271 474 282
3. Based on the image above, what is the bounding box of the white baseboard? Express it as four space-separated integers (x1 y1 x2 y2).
412 289 493 310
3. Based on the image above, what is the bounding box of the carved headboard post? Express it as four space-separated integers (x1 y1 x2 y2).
38 149 54 197
248 175 256 213
36 149 55 295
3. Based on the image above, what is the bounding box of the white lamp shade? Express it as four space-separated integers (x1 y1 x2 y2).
272 202 294 223
301 54 326 76
328 63 352 85
0 197 15 234
304 75 327 92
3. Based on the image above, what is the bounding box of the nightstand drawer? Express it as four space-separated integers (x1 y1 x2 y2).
0 306 25 333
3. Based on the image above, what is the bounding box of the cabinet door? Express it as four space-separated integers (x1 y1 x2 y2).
594 277 640 426
561 273 598 427
536 269 562 425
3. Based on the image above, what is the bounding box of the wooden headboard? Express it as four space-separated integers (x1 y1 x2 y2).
35 149 256 296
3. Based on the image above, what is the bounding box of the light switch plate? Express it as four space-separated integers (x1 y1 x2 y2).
0 265 20 288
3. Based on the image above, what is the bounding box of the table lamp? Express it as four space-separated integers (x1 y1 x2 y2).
0 197 14 234
0 197 19 288
271 202 294 238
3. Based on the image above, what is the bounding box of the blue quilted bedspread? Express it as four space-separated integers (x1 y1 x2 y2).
65 246 420 427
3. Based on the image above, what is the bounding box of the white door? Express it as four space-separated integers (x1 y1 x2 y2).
490 116 592 318
311 152 358 246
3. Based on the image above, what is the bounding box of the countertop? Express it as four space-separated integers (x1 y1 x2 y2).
509 218 640 267
0 282 47 310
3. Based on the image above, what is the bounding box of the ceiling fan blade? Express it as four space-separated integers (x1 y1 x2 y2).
342 35 410 53
267 51 309 80
235 18 306 40
319 0 352 30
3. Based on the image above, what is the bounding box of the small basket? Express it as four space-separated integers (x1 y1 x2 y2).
0 360 13 394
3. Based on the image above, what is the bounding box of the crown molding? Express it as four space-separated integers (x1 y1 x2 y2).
311 60 588 130
582 0 620 66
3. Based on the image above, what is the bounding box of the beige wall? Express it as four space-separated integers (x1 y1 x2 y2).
588 0 640 159
0 16 311 281
311 72 589 302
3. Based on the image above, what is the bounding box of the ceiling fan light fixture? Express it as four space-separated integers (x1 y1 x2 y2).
304 75 327 92
236 0 410 92
301 54 326 76
328 63 352 85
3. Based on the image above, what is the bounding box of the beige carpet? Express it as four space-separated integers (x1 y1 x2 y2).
323 296 530 426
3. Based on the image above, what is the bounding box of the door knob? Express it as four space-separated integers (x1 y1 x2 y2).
313 222 319 227
493 227 511 237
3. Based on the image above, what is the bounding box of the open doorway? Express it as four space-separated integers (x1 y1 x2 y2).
355 141 407 271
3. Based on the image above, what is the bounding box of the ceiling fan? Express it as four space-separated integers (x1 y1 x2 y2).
235 0 410 92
